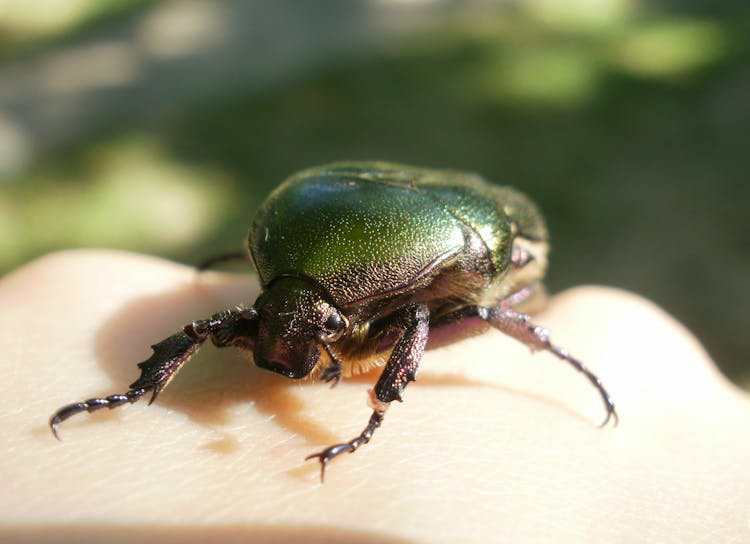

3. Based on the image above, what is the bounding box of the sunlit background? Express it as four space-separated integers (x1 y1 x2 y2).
0 0 747 388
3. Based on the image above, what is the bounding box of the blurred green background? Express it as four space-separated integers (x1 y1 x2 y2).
0 0 747 387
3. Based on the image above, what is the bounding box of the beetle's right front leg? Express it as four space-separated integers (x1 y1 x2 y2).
49 306 258 439
305 303 429 481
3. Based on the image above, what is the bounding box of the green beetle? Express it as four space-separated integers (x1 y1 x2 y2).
50 162 617 480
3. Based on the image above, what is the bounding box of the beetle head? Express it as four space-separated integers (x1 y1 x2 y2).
253 277 348 379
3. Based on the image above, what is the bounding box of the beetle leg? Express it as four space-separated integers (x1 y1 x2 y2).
49 306 258 439
195 250 248 271
478 305 618 427
306 303 429 481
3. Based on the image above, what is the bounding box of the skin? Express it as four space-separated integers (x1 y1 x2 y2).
0 250 748 544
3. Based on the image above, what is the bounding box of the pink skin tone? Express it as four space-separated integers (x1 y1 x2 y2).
1 250 748 543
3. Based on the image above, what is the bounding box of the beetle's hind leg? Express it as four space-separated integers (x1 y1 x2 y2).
306 303 429 481
478 301 617 427
195 250 248 271
49 307 258 439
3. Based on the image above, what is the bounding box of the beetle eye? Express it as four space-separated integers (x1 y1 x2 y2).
324 312 346 340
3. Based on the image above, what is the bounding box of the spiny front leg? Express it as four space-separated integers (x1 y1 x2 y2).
49 306 258 439
480 305 617 426
306 304 429 482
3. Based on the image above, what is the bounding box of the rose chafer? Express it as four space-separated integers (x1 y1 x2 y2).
50 162 617 481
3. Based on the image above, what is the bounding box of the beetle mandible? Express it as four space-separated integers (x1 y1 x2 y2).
50 161 617 481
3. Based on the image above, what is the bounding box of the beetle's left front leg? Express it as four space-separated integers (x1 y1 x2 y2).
306 303 429 481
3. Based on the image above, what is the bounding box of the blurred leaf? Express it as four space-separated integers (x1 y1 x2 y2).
612 18 729 78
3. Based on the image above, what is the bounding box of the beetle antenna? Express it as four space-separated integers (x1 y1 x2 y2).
318 337 344 387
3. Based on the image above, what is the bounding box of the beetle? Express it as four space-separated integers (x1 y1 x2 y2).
50 161 617 480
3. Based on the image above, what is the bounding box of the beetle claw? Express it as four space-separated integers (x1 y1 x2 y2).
599 402 619 428
305 443 354 482
304 411 383 482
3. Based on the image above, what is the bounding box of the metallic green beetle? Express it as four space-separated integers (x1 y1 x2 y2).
50 161 617 480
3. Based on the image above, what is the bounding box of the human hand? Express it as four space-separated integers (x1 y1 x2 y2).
1 250 748 543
